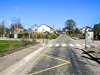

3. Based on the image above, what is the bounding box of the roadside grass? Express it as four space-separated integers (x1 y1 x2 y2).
0 40 20 53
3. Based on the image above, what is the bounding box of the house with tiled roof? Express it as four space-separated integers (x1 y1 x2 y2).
14 27 23 34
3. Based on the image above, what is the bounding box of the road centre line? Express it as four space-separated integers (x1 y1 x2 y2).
29 54 70 75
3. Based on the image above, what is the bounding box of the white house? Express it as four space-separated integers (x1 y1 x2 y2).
80 26 93 40
80 26 92 33
37 24 54 33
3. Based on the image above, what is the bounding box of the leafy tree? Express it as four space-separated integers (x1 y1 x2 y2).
65 19 76 34
93 23 100 32
75 28 82 34
65 19 76 30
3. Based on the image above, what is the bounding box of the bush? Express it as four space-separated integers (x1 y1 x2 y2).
48 33 58 39
20 36 31 46
68 34 72 38
31 32 44 39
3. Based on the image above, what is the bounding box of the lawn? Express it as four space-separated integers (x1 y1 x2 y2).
0 40 20 53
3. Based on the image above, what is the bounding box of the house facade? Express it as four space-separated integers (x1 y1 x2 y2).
37 24 54 33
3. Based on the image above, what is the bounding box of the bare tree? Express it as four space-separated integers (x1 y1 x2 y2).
0 20 5 37
10 18 23 34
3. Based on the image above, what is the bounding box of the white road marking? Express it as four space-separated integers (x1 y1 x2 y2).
62 44 67 47
48 44 53 47
55 44 59 47
42 44 46 46
76 44 81 46
86 45 89 47
69 44 74 46
83 44 90 47
83 44 85 46
0 46 46 75
92 44 99 46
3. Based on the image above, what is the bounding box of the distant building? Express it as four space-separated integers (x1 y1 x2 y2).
36 24 54 33
14 27 23 34
80 26 92 33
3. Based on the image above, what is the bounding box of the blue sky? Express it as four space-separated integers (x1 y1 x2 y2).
0 0 100 29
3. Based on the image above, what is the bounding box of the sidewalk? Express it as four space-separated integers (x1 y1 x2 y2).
0 44 42 72
0 39 52 73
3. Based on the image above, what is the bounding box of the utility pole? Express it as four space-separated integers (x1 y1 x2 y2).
85 27 88 49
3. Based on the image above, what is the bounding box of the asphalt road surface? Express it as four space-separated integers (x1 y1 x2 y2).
28 34 95 75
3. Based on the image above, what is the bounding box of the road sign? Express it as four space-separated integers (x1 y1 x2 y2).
85 27 88 31
28 28 32 33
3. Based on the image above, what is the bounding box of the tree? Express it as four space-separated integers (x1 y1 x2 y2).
75 28 82 34
33 24 38 31
93 23 100 32
10 23 15 34
0 20 5 37
65 19 76 34
65 19 76 29
10 18 23 34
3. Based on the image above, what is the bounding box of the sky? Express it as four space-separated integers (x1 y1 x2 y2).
0 0 100 29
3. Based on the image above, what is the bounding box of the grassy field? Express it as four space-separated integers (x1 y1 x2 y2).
0 40 20 53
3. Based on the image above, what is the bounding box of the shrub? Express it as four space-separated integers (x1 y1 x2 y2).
48 33 58 39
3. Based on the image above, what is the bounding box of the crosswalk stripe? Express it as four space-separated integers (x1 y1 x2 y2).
62 44 67 47
92 44 99 46
69 44 74 46
42 44 46 46
48 44 53 47
55 44 59 47
83 44 85 46
76 44 81 46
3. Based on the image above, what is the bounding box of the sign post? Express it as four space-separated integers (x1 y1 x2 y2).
85 27 88 49
28 28 32 41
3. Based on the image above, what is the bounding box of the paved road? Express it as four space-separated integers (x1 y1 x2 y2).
28 34 96 75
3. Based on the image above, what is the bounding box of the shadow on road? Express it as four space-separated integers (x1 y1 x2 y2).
75 48 100 64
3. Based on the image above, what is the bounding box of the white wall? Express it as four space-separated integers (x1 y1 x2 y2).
37 24 53 33
88 32 93 40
